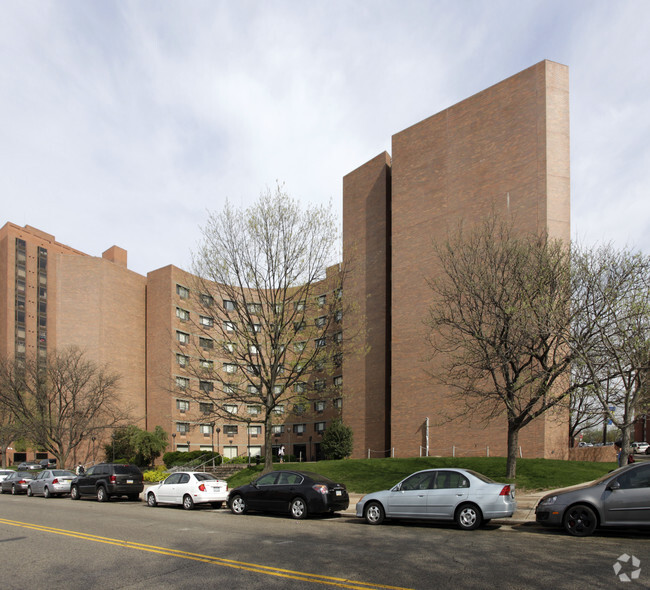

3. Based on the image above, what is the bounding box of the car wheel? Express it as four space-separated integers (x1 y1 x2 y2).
290 497 308 520
183 494 195 510
230 494 247 515
27 486 33 497
563 504 598 537
43 486 51 499
211 501 223 509
97 486 109 502
70 485 80 500
363 501 385 525
456 503 482 530
646 447 650 455
147 493 157 507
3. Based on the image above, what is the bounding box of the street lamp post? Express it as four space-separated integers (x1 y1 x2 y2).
210 422 215 467
91 436 96 464
172 432 176 451
215 427 221 455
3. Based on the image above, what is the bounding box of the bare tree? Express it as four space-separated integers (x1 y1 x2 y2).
0 346 128 468
569 386 605 447
180 185 347 471
572 245 650 465
425 216 588 478
0 403 22 468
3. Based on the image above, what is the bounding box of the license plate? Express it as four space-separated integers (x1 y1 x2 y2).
126 479 133 484
335 490 342 496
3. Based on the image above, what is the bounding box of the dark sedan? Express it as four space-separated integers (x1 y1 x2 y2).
536 461 650 536
228 470 349 519
1 471 37 494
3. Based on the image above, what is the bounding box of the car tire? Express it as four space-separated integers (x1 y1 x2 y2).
147 493 157 507
563 504 598 537
27 486 33 497
211 501 223 509
183 494 195 510
43 486 51 499
455 503 482 531
97 486 109 502
290 497 308 520
364 501 385 525
230 494 247 515
70 485 80 500
646 447 650 455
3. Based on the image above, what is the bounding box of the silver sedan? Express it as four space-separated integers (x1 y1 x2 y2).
356 468 516 530
27 469 76 498
0 471 37 494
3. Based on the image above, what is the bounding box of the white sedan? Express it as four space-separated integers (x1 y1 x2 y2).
146 471 228 510
631 441 649 453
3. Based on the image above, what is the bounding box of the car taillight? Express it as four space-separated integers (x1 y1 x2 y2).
312 484 328 495
499 485 511 496
18 479 26 484
52 479 59 485
198 483 206 492
110 475 116 483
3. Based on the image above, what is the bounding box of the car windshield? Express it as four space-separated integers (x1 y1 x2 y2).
52 470 75 477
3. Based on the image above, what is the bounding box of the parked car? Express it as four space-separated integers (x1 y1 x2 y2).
39 458 57 469
146 471 228 510
27 469 76 498
631 441 649 453
355 468 516 530
70 463 144 502
228 470 349 519
1 471 37 494
17 461 41 470
0 470 14 483
536 461 650 536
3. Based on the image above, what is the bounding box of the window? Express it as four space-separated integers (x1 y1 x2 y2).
334 288 342 300
176 331 189 345
334 353 342 367
176 284 189 299
315 316 327 328
317 294 327 307
402 472 436 491
314 400 326 413
176 307 190 321
247 323 261 333
272 425 284 435
246 364 260 376
433 471 469 490
293 424 306 435
248 425 262 437
294 320 305 332
313 380 326 391
223 383 237 394
247 405 261 416
224 404 238 414
176 422 190 434
334 398 342 409
201 293 214 307
333 375 342 387
223 341 236 353
176 377 189 390
199 337 214 350
273 303 283 314
199 358 213 370
273 385 283 395
223 299 236 312
294 382 306 393
199 380 213 393
335 310 342 323
224 424 238 435
315 337 326 348
247 302 262 315
176 354 189 367
334 331 343 344
294 300 306 311
247 384 259 395
224 321 236 333
294 341 306 353
315 421 326 433
293 402 307 415
176 399 190 412
200 315 213 327
274 404 285 415
223 362 237 374
200 424 212 436
249 344 259 355
200 402 213 414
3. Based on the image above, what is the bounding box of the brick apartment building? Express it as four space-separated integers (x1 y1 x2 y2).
0 59 571 464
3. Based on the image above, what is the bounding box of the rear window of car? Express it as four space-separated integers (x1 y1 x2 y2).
194 473 218 481
464 470 495 484
52 470 75 477
114 465 142 475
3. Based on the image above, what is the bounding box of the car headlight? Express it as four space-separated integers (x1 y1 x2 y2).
539 495 557 506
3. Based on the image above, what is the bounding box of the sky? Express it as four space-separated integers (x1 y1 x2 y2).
2 0 650 276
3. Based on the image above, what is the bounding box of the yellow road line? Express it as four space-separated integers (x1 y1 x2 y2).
0 517 414 590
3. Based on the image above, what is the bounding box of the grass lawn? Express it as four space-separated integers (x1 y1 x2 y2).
227 456 618 494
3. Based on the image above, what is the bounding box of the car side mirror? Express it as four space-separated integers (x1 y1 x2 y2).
607 480 621 491
391 483 401 492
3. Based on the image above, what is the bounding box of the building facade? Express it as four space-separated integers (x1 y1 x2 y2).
0 60 571 464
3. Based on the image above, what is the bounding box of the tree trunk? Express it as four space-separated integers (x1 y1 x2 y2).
506 423 519 480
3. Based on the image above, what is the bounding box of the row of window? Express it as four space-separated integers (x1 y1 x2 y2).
175 374 342 395
174 421 328 436
176 398 339 415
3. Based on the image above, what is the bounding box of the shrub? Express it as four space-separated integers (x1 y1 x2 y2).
162 450 222 469
143 466 169 482
321 420 353 460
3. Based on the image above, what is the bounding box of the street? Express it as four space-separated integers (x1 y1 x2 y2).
1 494 649 589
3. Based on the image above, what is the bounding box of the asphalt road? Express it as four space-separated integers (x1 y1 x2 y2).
1 494 649 589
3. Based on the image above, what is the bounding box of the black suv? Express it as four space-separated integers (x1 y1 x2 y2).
70 463 144 502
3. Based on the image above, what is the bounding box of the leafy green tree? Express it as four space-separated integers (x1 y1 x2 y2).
105 425 168 467
321 419 353 460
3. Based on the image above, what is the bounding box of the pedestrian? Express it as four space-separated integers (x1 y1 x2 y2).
278 445 285 463
614 440 624 467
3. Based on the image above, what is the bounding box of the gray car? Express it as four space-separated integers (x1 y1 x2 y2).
536 461 650 537
27 469 76 498
0 471 37 494
355 468 516 530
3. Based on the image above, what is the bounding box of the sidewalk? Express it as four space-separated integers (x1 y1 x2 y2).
343 490 546 524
